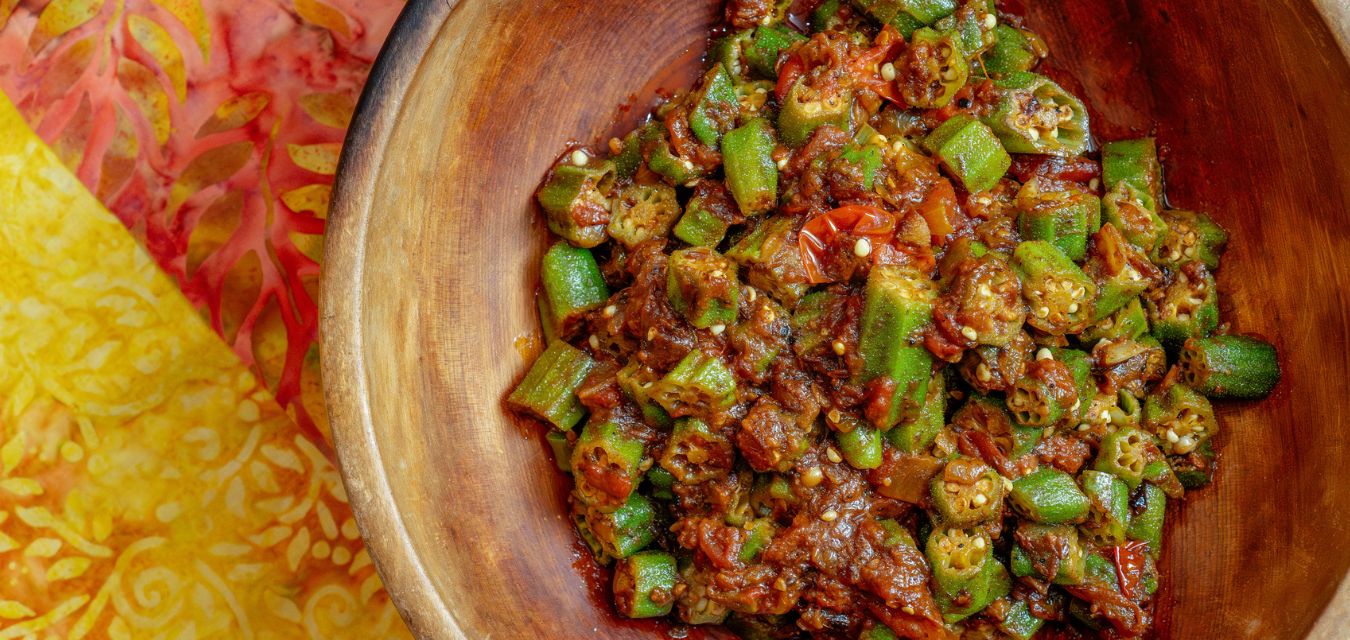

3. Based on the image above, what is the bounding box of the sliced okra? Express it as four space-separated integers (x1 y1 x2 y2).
1143 383 1218 456
930 457 1005 527
986 72 1090 156
1015 179 1100 262
609 182 682 248
571 420 647 512
1178 335 1281 399
536 159 617 247
660 417 735 484
507 340 597 431
856 265 937 429
651 350 738 418
1153 209 1228 270
613 550 678 618
1009 467 1090 524
1145 261 1219 350
1011 240 1096 335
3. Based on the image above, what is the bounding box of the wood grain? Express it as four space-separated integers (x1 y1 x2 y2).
321 1 1350 637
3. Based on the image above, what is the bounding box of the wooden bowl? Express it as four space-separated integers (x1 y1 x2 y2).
321 1 1350 637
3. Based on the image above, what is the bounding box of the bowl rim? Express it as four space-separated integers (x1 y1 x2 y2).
321 1 1350 638
321 0 464 638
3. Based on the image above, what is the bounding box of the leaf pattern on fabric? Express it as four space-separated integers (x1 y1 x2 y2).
0 0 404 446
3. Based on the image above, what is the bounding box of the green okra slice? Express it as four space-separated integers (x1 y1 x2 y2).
1010 467 1090 524
886 372 946 453
812 0 847 32
1051 347 1095 423
985 72 1090 156
536 159 616 248
613 550 678 618
745 24 806 79
739 518 776 563
652 350 738 417
925 527 1011 623
1143 383 1218 456
1094 427 1151 489
929 457 1005 527
933 1 999 57
1102 181 1167 252
540 240 610 338
722 117 779 215
610 127 643 179
856 265 937 429
951 392 1042 458
939 252 1026 348
1127 482 1167 557
571 420 646 512
677 562 730 624
581 491 658 559
923 114 1010 194
727 215 811 307
1083 222 1162 322
1010 523 1086 585
1011 240 1096 335
644 125 707 185
1080 297 1150 343
979 24 1044 77
689 63 740 148
711 29 753 80
860 624 900 640
1079 469 1131 546
571 502 611 564
1145 261 1220 350
1102 138 1162 204
902 27 969 109
507 340 596 431
660 417 735 484
536 295 559 344
1179 335 1281 399
1015 180 1100 262
645 466 676 501
673 180 737 247
853 0 959 37
832 413 884 470
546 430 574 473
778 77 853 147
616 360 674 428
1170 439 1217 490
667 247 740 329
1006 356 1079 428
1153 210 1229 270
608 182 681 248
997 598 1046 640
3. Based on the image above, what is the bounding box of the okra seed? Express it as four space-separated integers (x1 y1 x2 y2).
902 605 916 616
945 482 960 493
1186 296 1204 306
776 157 789 170
1036 306 1050 318
710 324 726 336
1089 178 1101 190
1068 303 1079 314
827 447 843 464
973 493 988 506
1100 410 1111 422
571 149 589 166
828 409 842 423
681 159 694 171
854 237 873 258
1027 128 1041 141
603 305 617 318
973 536 986 550
1184 231 1197 243
748 289 758 302
588 334 600 349
1184 247 1197 258
1036 348 1054 361
646 327 657 340
774 577 788 591
802 467 824 487
1077 423 1090 432
1071 398 1081 412
832 340 847 356
976 363 992 382
1166 429 1179 443
979 284 992 297
960 326 978 341
765 310 776 322
820 510 839 522
607 138 623 154
880 62 897 82
1177 313 1192 322
1048 127 1060 139
981 13 997 28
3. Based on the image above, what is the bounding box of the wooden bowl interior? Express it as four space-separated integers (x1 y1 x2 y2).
322 0 1350 637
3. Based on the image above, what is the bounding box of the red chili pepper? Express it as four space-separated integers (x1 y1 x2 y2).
1112 540 1150 600
798 205 897 283
775 54 806 103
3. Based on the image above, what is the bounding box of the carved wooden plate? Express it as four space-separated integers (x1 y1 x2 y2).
322 1 1350 637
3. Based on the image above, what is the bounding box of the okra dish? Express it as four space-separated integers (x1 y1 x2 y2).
507 1 1281 638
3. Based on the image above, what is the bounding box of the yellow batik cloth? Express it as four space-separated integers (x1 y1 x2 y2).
0 93 410 637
